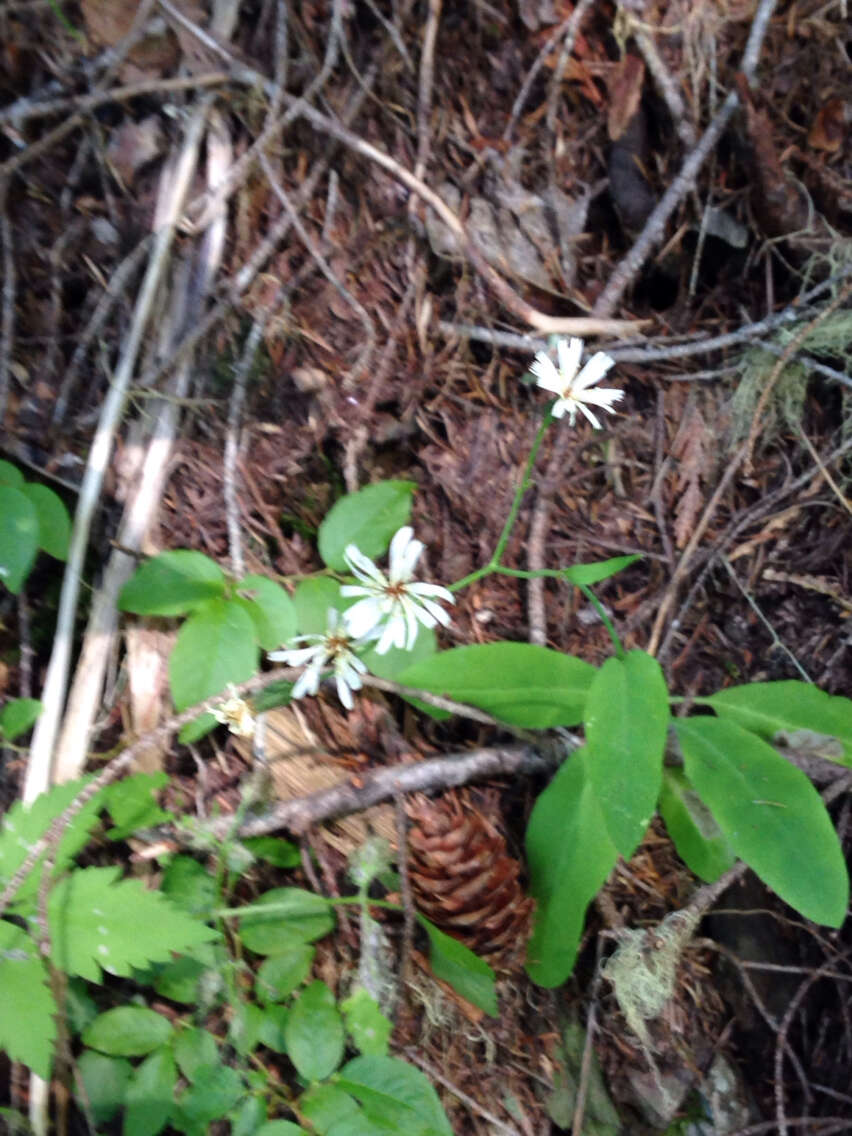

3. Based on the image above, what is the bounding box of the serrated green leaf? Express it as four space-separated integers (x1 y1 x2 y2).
584 650 669 858
704 682 852 765
119 550 226 616
398 643 595 727
417 918 497 1016
0 776 104 906
124 1046 177 1136
176 1063 242 1125
48 866 219 980
293 577 343 635
285 980 344 1080
341 988 392 1057
169 598 258 711
103 772 171 840
255 945 314 1003
173 1028 219 1082
0 919 57 1078
0 698 42 741
658 767 736 882
0 486 39 593
525 749 618 987
82 1006 173 1057
77 1051 132 1124
337 1055 453 1136
318 480 416 571
242 836 300 868
20 482 70 561
561 554 640 586
235 575 297 650
0 461 24 487
674 716 849 926
236 888 334 955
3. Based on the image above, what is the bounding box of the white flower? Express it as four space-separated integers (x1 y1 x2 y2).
212 687 256 738
341 526 454 655
268 608 368 711
530 337 623 428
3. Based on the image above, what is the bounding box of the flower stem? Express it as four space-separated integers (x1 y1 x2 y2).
578 583 624 657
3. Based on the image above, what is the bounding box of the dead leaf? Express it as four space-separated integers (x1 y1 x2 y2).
807 98 847 154
671 400 710 549
608 54 645 142
107 117 165 188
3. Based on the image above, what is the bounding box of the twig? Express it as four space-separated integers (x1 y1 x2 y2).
394 789 416 985
413 0 440 185
628 17 695 148
527 429 572 646
720 556 811 682
223 320 262 578
593 0 779 317
545 0 597 136
0 185 15 422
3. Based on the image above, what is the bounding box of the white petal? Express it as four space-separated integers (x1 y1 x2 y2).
576 402 603 430
402 598 422 649
550 398 568 418
573 352 615 392
375 612 405 655
412 594 452 627
406 582 455 604
579 387 624 411
557 337 583 381
293 665 320 699
343 597 385 639
269 644 321 667
340 583 377 600
530 353 563 395
343 544 388 587
389 527 423 582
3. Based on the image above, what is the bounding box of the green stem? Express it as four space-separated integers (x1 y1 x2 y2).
450 411 553 593
578 583 623 657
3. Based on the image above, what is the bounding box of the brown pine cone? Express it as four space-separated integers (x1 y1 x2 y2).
406 793 535 967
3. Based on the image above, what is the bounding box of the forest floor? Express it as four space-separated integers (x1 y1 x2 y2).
1 0 852 1132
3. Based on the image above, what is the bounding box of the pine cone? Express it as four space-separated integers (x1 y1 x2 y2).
407 793 534 967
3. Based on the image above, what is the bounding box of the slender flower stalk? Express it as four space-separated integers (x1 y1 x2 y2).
268 609 368 711
341 526 454 654
530 337 622 428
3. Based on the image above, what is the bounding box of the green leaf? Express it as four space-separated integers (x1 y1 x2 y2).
169 598 258 711
254 680 294 713
318 480 416 571
658 768 736 882
341 988 392 1056
176 1064 243 1126
0 697 42 741
242 836 300 868
525 749 619 987
236 888 334 955
77 1051 132 1124
82 1007 173 1057
0 776 104 906
255 1121 307 1135
103 772 171 840
153 953 209 1004
255 945 314 1003
161 856 217 919
0 486 39 593
235 575 298 651
704 681 852 765
285 980 345 1080
584 650 669 858
0 461 24 487
0 919 57 1078
173 1028 219 1082
20 482 70 561
337 1055 453 1136
256 1004 290 1053
230 1094 267 1136
398 643 596 728
293 577 343 635
674 716 849 926
417 917 497 1016
124 1046 177 1136
119 550 226 616
300 1083 361 1134
359 625 436 682
48 866 219 981
561 554 640 586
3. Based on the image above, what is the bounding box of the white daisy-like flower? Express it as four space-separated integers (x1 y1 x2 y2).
341 526 454 655
268 608 368 711
212 686 256 738
530 337 623 428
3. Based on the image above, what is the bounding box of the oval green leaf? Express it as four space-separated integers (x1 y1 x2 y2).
0 697 42 741
584 650 669 858
284 980 345 1081
337 1055 453 1135
318 480 415 571
658 767 736 882
255 945 315 1003
417 917 497 1016
705 681 852 765
237 888 334 955
77 1051 132 1125
398 642 596 728
236 574 297 651
169 599 257 712
561 554 640 586
293 577 342 635
525 749 619 987
674 716 849 926
124 1046 177 1136
82 1006 173 1057
0 486 39 593
0 461 24 487
119 550 226 616
21 482 70 561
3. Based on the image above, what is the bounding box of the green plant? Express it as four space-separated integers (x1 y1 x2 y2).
0 461 70 594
